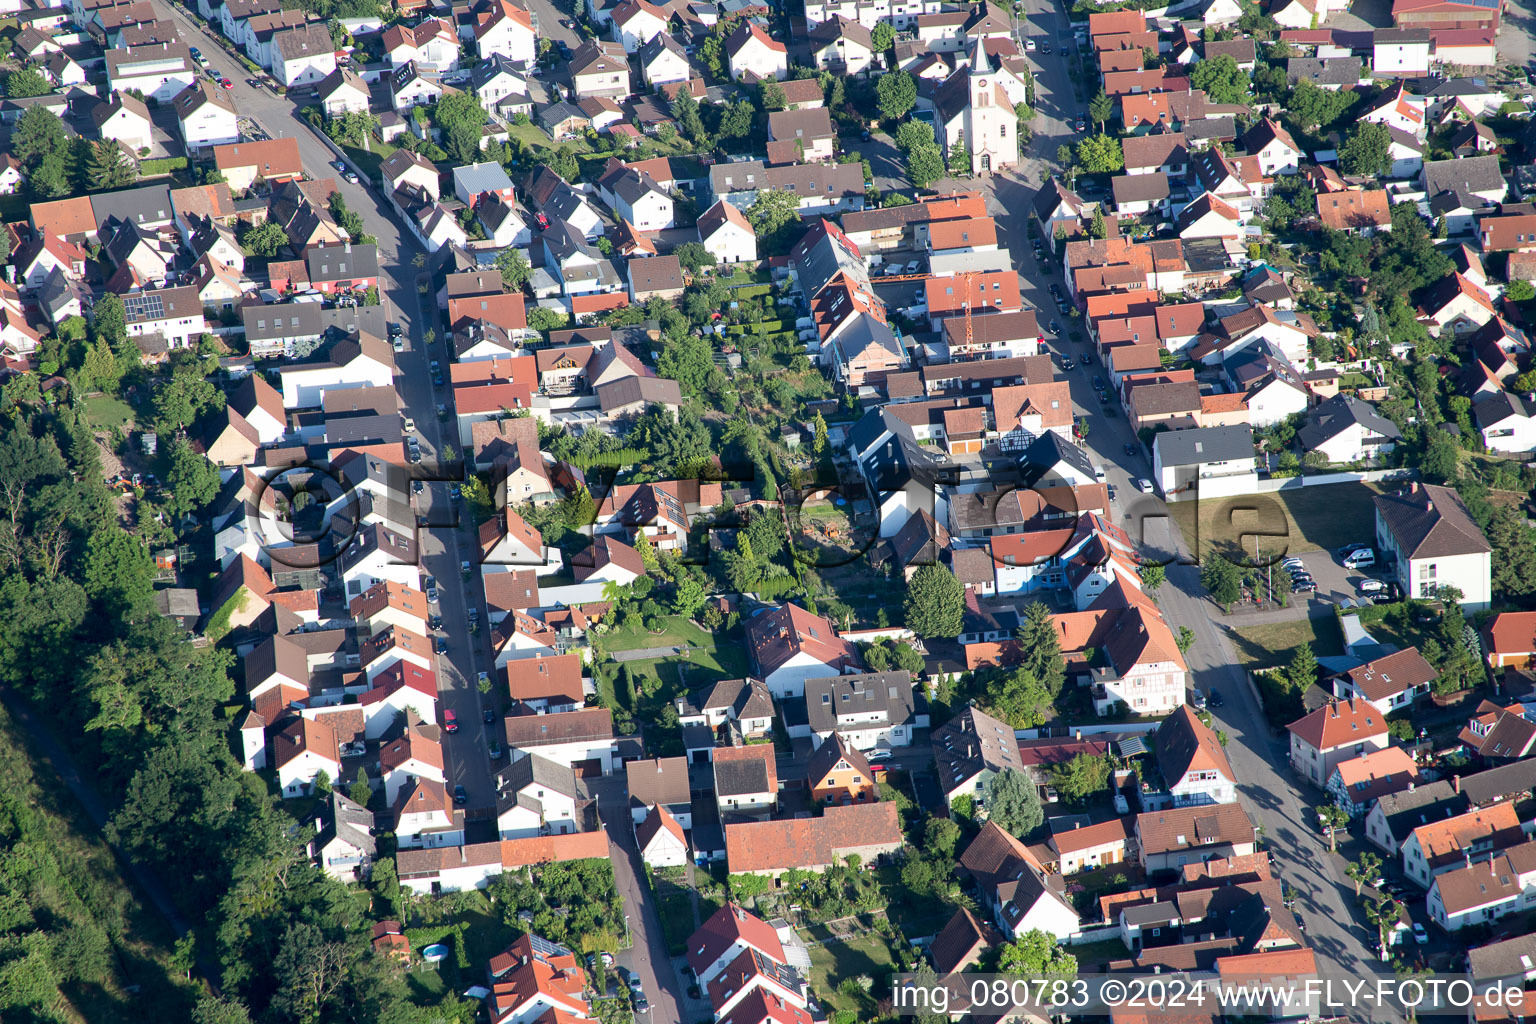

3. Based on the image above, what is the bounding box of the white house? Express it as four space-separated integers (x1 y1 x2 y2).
745 602 859 699
726 19 788 81
1242 117 1302 177
106 43 197 103
800 671 926 751
1296 394 1404 465
639 33 691 88
271 24 336 88
1476 391 1536 454
383 18 459 70
697 199 757 263
171 81 239 154
1151 424 1257 501
318 67 371 116
380 723 446 807
636 804 689 867
1155 706 1238 808
1427 840 1536 932
503 707 616 774
274 718 342 798
1374 28 1432 77
960 822 1081 941
1331 647 1437 715
493 753 581 839
279 335 396 409
93 93 155 153
610 0 668 53
389 62 443 111
475 2 535 64
1375 482 1493 611
392 778 465 848
1287 697 1389 787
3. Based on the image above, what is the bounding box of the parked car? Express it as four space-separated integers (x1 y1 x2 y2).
1344 549 1376 569
453 784 467 805
1081 352 1095 365
220 78 233 89
443 709 458 734
1357 579 1386 593
489 741 502 759
1207 689 1223 707
434 636 447 654
1412 922 1429 945
1281 557 1305 570
1193 689 1207 709
1049 320 1061 335
1293 580 1317 593
1124 443 1138 457
1135 478 1155 493
1025 38 1036 50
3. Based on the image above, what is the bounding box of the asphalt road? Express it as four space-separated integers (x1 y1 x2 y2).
589 776 686 1022
150 0 504 811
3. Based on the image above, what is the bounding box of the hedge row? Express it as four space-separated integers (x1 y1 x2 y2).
140 157 189 175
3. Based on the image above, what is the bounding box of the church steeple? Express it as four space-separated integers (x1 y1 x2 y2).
968 35 989 77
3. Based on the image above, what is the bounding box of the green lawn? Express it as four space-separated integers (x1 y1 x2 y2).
1230 615 1344 669
84 393 137 431
604 615 715 653
803 932 898 1016
1169 483 1385 560
339 135 401 182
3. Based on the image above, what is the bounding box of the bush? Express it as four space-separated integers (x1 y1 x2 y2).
139 157 189 175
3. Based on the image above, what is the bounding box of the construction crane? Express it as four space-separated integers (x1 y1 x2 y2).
876 270 983 347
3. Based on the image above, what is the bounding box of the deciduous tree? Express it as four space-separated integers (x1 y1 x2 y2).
876 71 917 121
1075 132 1123 174
987 768 1043 837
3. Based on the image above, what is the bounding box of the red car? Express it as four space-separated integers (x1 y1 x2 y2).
220 78 234 89
442 709 458 734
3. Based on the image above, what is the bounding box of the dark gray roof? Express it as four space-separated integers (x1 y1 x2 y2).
1468 933 1536 982
1371 779 1466 845
1020 430 1097 483
315 791 375 857
677 677 775 721
90 183 174 231
1297 393 1403 448
495 751 580 819
713 753 771 796
1285 56 1362 86
1153 424 1254 468
305 242 380 284
804 671 918 735
1373 483 1491 559
1474 389 1531 428
1112 172 1170 206
1458 759 1536 808
1428 76 1496 97
1424 155 1506 198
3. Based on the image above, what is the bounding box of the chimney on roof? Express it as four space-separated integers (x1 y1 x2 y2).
1410 481 1419 495
1453 774 1461 793
1426 499 1434 513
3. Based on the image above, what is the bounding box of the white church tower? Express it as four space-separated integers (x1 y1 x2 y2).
964 37 1018 176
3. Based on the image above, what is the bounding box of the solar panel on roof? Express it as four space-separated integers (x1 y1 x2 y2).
528 934 573 959
1117 736 1147 757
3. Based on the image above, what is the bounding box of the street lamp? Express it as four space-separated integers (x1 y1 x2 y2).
624 914 631 944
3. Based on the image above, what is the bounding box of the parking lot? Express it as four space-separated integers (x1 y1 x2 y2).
1274 546 1399 609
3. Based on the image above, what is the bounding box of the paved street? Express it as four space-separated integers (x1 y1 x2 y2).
589 776 687 1022
149 0 504 811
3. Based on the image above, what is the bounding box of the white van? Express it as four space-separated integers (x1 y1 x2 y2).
1344 548 1376 569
